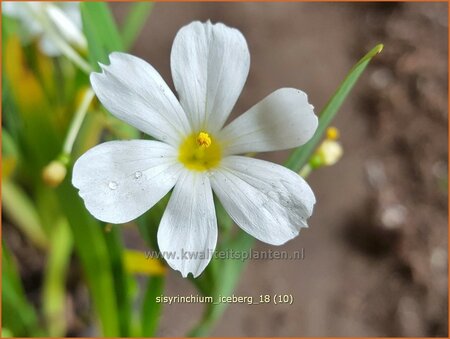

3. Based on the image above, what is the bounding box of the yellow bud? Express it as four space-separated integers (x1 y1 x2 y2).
42 161 67 187
326 126 340 140
317 140 343 166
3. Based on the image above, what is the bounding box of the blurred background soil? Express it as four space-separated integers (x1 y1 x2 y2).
5 2 448 337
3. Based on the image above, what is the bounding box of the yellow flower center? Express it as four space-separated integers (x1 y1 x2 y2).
196 132 212 148
178 131 222 171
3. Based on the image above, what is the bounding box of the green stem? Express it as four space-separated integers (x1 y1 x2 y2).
62 88 95 156
43 28 91 73
188 307 217 337
299 164 312 178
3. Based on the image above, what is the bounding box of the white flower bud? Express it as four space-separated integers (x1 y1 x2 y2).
317 140 343 166
42 160 67 187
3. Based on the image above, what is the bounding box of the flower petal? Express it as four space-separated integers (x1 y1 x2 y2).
218 88 318 155
157 171 217 278
46 3 86 50
3 2 43 37
210 156 315 245
90 52 191 146
171 21 250 133
2 2 23 17
72 140 182 224
39 36 61 57
59 2 83 28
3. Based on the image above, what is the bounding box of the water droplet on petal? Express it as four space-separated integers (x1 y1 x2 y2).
108 181 118 190
134 171 142 179
161 135 167 141
206 171 214 177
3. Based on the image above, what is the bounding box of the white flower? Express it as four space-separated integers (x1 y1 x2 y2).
2 1 86 56
72 21 318 278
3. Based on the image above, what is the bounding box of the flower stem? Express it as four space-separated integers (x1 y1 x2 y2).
299 164 312 178
62 88 95 156
44 27 92 74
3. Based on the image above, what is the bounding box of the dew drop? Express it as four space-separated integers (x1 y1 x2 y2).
206 171 214 177
108 181 118 190
161 135 167 141
134 171 142 179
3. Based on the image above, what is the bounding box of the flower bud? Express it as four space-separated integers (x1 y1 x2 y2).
326 126 340 140
42 160 67 187
317 140 343 166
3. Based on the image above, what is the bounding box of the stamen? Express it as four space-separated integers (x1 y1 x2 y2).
196 132 212 148
178 131 221 171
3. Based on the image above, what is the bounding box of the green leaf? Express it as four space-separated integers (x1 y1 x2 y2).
2 180 48 250
42 218 73 337
2 128 20 179
285 44 383 172
141 276 165 337
2 127 19 160
2 243 22 295
121 2 154 50
80 2 123 69
136 197 169 337
2 243 44 336
57 181 120 337
104 227 133 337
189 231 254 337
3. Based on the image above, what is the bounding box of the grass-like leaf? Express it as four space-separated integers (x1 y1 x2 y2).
42 218 73 337
121 2 154 50
57 181 120 337
189 231 254 337
285 44 383 172
104 227 133 337
80 2 123 69
2 244 44 336
141 276 165 337
2 180 48 250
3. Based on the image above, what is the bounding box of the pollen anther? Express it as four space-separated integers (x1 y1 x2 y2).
196 132 212 148
179 131 221 171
